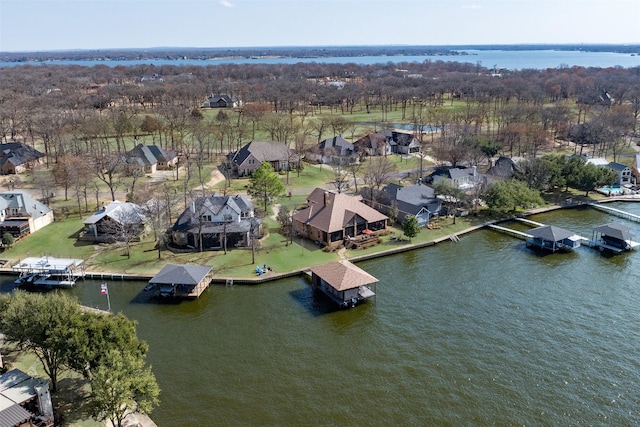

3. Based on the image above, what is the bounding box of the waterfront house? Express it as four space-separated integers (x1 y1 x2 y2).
171 194 260 251
292 188 388 248
227 140 299 177
0 191 53 239
125 144 178 174
0 142 44 175
606 162 634 186
526 225 581 252
148 264 213 298
81 201 146 243
0 368 54 426
381 183 441 227
310 260 378 308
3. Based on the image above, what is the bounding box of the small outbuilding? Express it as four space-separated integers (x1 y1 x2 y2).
526 225 582 252
148 264 213 299
309 260 378 308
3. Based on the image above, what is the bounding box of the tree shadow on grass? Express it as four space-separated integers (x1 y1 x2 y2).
53 376 96 426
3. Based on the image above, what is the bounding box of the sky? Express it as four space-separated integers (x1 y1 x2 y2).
0 0 639 52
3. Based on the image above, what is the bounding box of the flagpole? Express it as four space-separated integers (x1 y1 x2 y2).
101 283 111 312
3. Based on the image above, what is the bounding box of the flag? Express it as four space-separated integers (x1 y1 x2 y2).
100 283 108 295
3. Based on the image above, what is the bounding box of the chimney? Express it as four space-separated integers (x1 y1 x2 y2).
472 165 477 177
324 191 329 207
190 201 196 214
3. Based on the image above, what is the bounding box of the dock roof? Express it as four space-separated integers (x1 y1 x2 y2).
149 264 212 285
528 225 575 242
593 223 634 241
310 260 378 291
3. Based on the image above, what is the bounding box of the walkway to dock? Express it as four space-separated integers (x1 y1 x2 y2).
589 203 640 223
514 218 545 227
487 224 532 240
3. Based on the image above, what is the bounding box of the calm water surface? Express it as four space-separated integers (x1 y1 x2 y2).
47 203 640 425
2 46 639 424
2 50 640 70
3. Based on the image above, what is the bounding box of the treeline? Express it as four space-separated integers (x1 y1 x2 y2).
0 59 638 215
0 45 467 63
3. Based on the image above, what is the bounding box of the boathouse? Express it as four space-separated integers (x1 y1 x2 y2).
592 223 637 252
309 260 378 308
526 225 581 252
148 264 212 298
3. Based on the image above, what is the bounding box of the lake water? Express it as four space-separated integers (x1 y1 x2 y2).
2 49 640 70
6 202 638 425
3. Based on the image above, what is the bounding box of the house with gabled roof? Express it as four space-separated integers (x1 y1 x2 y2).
0 190 53 238
606 161 634 186
354 132 392 156
227 140 299 177
81 200 146 242
308 135 356 164
381 183 441 227
0 142 44 175
148 264 213 298
292 188 388 247
428 166 481 190
202 94 239 108
377 130 421 154
171 194 260 251
125 144 177 174
354 130 420 156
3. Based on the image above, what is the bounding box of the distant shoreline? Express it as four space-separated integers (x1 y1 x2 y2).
2 44 639 63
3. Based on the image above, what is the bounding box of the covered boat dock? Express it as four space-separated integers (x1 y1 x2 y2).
12 256 85 287
147 264 213 299
526 225 582 252
590 223 640 253
309 260 378 308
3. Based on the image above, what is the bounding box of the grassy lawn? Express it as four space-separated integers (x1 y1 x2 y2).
1 343 101 427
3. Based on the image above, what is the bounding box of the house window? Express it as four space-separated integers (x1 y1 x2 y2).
201 215 212 222
223 214 233 222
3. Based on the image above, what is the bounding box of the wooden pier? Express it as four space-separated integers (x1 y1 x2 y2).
487 224 532 240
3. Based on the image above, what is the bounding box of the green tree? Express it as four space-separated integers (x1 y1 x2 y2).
2 232 14 247
432 180 468 224
569 162 618 196
484 179 544 213
88 349 160 427
66 312 148 380
402 215 420 241
0 291 82 392
247 162 286 213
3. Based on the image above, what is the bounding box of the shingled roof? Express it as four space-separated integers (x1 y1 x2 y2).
292 188 388 233
0 142 43 168
125 144 176 167
310 260 378 291
229 140 297 165
149 264 212 286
